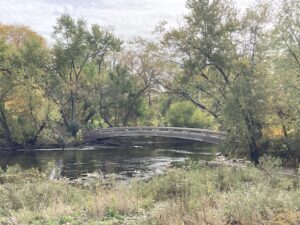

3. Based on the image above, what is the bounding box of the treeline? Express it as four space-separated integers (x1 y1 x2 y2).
0 0 299 164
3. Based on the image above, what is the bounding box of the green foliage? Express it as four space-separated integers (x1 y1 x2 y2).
51 14 121 135
165 101 215 128
0 0 299 165
161 0 277 163
259 155 283 172
165 101 194 127
0 24 58 149
264 0 300 164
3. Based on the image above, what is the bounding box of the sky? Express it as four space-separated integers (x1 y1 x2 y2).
0 0 253 42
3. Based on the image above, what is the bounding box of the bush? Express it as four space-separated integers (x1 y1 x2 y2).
259 155 282 173
165 101 215 128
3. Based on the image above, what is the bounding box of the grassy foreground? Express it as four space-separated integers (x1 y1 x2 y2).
0 160 300 225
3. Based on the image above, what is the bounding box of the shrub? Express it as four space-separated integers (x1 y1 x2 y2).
165 101 215 128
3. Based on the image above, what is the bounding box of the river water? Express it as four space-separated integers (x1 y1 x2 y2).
0 138 216 180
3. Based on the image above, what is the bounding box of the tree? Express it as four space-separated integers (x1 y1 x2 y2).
51 14 121 135
0 24 53 150
118 38 162 125
0 38 14 150
269 0 300 162
161 0 271 163
93 64 148 127
82 38 164 128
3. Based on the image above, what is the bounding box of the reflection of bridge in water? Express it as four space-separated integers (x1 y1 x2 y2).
83 127 226 144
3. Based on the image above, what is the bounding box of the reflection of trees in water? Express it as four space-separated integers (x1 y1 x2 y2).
0 139 215 178
0 151 40 170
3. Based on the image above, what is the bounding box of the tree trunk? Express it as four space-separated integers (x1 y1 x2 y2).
27 121 47 145
277 110 291 154
70 89 76 123
100 114 113 128
249 136 259 165
0 108 14 151
242 109 262 165
148 92 152 107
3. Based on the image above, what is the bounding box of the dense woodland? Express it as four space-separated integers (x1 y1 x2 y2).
0 0 300 164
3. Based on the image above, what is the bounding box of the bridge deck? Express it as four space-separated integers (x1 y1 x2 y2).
83 127 226 144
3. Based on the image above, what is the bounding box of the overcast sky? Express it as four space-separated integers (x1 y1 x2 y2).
0 0 253 42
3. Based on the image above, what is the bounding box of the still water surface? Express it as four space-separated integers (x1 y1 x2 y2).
0 138 216 180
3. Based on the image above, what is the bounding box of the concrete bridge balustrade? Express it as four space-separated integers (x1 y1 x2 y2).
83 127 226 144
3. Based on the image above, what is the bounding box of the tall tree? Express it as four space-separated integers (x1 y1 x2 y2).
269 0 300 161
161 0 271 163
0 24 52 150
52 14 121 135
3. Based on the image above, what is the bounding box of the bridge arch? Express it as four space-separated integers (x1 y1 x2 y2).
83 127 226 144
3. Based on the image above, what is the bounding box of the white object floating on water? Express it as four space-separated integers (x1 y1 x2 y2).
49 168 56 180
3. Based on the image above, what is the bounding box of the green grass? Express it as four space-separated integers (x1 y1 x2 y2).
0 159 300 225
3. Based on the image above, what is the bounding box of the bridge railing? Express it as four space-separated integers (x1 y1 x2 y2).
83 127 226 141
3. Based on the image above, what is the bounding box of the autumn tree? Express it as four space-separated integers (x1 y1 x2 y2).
0 24 53 150
268 0 300 162
160 0 271 163
51 14 121 135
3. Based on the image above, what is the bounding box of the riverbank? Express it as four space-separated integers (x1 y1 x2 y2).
1 159 300 225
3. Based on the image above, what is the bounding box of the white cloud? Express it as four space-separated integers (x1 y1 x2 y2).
0 0 254 43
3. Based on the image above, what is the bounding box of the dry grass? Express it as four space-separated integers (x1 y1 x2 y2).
84 185 139 218
0 159 300 225
272 211 300 225
141 159 300 225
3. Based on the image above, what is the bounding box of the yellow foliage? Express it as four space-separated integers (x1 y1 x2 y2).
4 98 27 113
4 87 60 122
262 127 284 139
0 23 46 47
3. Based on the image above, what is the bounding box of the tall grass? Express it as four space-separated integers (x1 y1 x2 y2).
142 159 300 225
0 159 300 225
